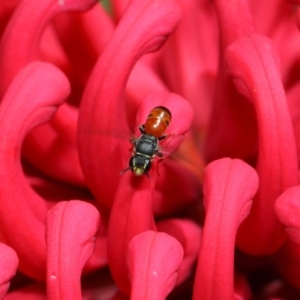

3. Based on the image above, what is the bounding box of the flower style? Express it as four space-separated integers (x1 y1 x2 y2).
1 0 300 299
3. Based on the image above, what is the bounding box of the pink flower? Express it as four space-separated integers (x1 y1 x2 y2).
1 0 300 299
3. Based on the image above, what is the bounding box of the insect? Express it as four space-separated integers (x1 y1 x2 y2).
123 106 172 176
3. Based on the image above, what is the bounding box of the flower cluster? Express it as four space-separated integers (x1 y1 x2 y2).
1 0 300 299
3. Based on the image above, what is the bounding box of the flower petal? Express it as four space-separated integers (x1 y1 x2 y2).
0 0 97 95
78 0 181 207
127 231 184 300
0 0 97 185
193 158 258 299
107 172 157 295
226 34 299 254
46 200 100 300
0 62 70 280
107 94 194 294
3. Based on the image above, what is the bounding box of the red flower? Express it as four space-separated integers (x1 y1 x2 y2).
1 0 300 299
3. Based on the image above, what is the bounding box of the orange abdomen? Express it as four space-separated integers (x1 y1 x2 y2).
144 106 172 138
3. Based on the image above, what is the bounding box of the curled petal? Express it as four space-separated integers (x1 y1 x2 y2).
0 0 96 185
46 200 100 300
78 0 181 208
0 62 70 279
107 94 193 293
226 34 299 254
0 243 18 299
55 3 169 109
0 0 97 95
193 158 258 300
127 231 184 300
107 172 156 295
